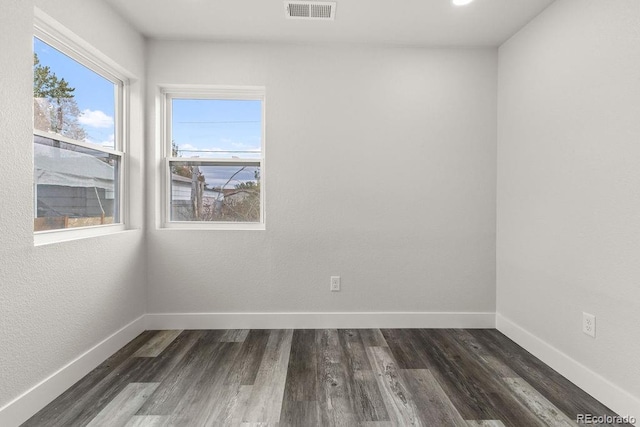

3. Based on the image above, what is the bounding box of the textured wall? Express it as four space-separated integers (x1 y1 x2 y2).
0 0 146 409
4 0 640 421
146 42 498 315
497 0 640 401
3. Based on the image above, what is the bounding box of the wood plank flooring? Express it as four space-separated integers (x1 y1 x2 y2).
23 329 624 427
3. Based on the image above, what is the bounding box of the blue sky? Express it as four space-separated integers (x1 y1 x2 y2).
172 100 262 187
172 99 262 159
171 99 263 187
34 37 116 147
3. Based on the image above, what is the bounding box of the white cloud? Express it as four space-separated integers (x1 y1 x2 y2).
101 134 115 148
175 142 261 159
176 143 224 158
78 109 114 129
179 143 199 151
84 134 115 148
231 142 260 151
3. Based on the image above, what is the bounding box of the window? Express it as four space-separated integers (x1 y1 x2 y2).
33 31 125 235
163 88 265 229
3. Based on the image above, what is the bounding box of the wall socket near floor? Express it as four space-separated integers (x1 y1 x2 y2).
582 312 596 338
330 276 341 292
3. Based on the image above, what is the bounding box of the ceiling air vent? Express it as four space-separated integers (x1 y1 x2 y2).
284 1 337 20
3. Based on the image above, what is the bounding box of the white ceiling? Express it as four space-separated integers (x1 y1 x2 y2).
103 0 555 47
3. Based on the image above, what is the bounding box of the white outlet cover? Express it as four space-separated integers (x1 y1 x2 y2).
330 276 340 291
582 312 596 338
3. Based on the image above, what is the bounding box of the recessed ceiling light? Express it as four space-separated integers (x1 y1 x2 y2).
452 0 474 6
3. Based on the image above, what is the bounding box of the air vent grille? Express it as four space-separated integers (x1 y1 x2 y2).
284 1 336 20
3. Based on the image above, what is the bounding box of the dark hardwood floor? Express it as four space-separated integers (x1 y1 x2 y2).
23 329 623 426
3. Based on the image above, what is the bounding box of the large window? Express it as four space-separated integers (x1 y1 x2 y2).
163 88 265 229
33 33 125 235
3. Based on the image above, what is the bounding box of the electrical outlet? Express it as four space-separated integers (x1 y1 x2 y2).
330 276 341 292
582 312 596 338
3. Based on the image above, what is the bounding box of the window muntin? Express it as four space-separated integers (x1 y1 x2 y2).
33 35 124 233
164 91 265 227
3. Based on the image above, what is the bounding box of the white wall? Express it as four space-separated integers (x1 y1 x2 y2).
3 0 639 422
0 0 146 421
147 41 497 318
497 0 640 413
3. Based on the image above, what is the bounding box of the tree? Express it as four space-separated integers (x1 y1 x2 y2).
202 168 260 222
33 53 87 141
227 177 260 222
171 141 193 178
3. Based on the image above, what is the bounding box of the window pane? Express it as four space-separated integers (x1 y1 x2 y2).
171 99 262 159
170 162 260 222
33 37 117 148
34 135 120 231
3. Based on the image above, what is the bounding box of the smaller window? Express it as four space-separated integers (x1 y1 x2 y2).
163 89 265 229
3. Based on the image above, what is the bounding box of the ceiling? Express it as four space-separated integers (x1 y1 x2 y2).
103 0 555 47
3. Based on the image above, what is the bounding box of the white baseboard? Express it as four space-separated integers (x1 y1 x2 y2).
497 313 640 423
0 315 146 427
145 311 496 330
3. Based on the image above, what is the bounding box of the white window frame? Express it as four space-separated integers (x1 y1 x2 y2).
161 86 266 230
33 12 129 245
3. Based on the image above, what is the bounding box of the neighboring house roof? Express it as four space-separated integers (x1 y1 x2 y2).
171 173 192 183
34 140 115 191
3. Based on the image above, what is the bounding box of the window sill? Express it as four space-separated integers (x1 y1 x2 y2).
161 222 265 231
34 224 134 246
